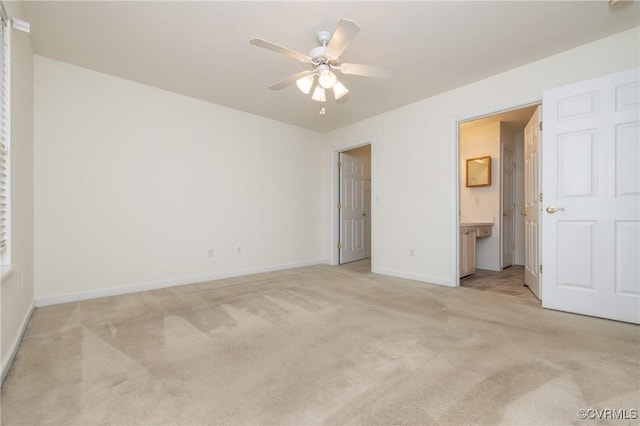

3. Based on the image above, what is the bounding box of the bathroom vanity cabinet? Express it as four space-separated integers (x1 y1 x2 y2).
460 223 493 278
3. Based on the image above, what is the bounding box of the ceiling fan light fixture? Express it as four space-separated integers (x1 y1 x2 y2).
312 86 326 102
318 70 337 89
250 18 395 110
296 74 314 94
333 81 349 100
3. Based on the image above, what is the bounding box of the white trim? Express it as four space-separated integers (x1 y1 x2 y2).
499 140 505 269
450 120 460 288
1 299 34 386
372 267 454 287
450 97 542 287
9 17 30 34
331 138 374 266
0 263 13 280
35 259 324 307
476 263 502 272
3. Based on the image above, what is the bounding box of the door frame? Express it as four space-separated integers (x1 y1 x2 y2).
451 98 541 287
500 140 515 270
332 140 373 265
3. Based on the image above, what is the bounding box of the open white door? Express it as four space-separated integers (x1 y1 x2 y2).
542 68 640 324
339 152 366 264
502 142 515 268
524 106 541 299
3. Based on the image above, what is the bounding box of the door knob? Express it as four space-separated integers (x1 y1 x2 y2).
363 212 367 217
546 206 564 214
521 211 527 216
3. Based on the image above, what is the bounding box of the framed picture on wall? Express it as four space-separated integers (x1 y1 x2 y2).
466 156 491 187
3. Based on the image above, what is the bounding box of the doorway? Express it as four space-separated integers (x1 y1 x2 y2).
334 143 372 267
457 104 539 300
453 70 639 323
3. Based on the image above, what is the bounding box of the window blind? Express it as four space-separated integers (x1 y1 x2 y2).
0 16 9 253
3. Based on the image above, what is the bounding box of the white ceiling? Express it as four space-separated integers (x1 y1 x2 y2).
19 1 639 133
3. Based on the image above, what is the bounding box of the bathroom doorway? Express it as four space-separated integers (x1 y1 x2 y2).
457 105 539 301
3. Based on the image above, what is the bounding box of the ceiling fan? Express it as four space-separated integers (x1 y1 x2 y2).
249 19 395 110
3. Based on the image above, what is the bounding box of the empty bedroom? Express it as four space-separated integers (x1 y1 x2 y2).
1 1 639 425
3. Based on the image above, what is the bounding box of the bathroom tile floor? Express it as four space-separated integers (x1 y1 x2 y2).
460 265 539 304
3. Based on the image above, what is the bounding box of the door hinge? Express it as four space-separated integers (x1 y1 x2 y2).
539 264 543 274
539 121 543 131
539 193 543 202
337 242 342 249
337 202 342 209
337 161 342 168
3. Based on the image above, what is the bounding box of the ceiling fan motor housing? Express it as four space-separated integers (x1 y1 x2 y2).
308 31 333 63
317 30 331 45
309 46 327 62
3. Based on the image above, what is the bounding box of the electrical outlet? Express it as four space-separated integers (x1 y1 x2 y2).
410 249 415 257
207 249 214 257
237 246 242 255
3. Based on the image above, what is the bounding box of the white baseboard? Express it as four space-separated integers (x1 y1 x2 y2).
372 267 454 287
35 260 324 307
476 264 502 271
1 299 35 386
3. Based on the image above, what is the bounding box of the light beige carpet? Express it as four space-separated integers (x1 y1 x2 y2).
1 261 638 425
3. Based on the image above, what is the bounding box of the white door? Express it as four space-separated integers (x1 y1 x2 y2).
524 106 541 299
542 68 640 324
339 152 366 264
502 143 515 268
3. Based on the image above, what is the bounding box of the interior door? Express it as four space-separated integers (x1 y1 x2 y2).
541 68 639 324
339 152 366 264
524 106 541 299
502 143 515 268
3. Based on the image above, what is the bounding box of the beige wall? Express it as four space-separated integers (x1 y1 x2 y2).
460 121 501 270
323 27 639 285
460 120 522 271
1 1 34 381
33 56 324 302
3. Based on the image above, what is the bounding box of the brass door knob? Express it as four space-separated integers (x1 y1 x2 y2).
546 206 564 214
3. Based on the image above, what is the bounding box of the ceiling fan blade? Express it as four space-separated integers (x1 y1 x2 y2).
249 38 313 64
335 93 350 104
269 70 313 90
339 63 396 79
324 19 360 60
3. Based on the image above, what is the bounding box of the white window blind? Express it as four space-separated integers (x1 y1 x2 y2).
0 15 9 254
